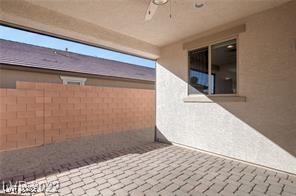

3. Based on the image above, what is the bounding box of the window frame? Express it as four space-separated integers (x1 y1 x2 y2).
60 76 87 86
188 36 239 96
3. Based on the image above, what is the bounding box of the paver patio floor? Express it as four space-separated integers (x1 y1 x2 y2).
2 142 296 196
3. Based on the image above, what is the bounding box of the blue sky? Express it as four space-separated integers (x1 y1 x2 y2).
0 25 155 68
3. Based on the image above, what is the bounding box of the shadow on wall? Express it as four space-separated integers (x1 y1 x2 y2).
156 62 296 173
155 2 296 174
217 100 295 157
192 53 295 158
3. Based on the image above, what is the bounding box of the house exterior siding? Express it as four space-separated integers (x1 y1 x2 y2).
0 66 154 90
156 2 296 173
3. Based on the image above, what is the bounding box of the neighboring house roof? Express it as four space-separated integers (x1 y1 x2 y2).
0 39 155 82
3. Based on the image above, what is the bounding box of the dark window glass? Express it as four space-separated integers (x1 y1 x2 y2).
211 39 237 94
67 81 81 85
189 47 210 94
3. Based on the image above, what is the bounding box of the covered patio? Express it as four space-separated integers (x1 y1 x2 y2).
1 0 296 195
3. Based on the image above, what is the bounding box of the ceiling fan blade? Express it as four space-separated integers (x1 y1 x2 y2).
145 0 158 21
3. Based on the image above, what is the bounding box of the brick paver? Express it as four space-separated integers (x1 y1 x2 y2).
1 142 295 195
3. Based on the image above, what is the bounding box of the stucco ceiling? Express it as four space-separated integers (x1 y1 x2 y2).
27 0 289 47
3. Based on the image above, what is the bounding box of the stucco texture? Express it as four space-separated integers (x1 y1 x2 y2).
156 2 296 173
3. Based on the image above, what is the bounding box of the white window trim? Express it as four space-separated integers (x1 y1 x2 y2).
60 76 87 86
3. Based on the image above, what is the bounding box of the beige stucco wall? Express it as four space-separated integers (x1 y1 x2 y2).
0 67 154 90
156 2 296 173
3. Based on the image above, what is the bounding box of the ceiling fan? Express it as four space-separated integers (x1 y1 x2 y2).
144 0 204 21
145 0 169 21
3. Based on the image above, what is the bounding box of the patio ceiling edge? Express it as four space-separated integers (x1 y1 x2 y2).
0 0 160 60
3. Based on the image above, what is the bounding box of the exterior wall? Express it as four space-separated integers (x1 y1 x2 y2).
0 67 154 90
0 81 155 151
156 2 296 173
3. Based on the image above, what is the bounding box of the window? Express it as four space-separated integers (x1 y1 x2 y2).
189 39 237 95
60 76 86 86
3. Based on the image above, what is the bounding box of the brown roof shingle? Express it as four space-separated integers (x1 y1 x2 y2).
0 39 155 82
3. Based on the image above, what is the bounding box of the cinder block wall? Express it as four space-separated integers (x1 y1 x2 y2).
0 82 155 151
